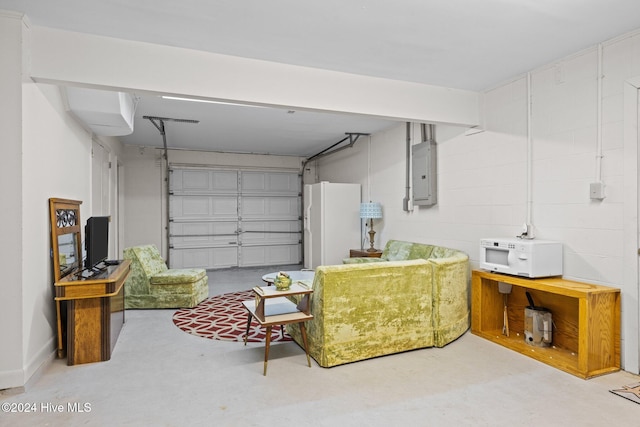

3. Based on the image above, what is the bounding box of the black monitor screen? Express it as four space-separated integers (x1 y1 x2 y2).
85 216 109 269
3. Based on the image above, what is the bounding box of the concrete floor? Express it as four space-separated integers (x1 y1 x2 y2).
1 264 639 426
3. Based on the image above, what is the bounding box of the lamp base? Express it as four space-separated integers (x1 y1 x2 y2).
367 224 377 252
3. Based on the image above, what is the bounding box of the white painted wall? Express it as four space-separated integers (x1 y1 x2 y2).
5 84 123 391
0 10 25 389
21 82 92 383
317 33 640 373
0 13 127 390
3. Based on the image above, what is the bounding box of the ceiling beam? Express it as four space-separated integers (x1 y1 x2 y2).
27 25 480 127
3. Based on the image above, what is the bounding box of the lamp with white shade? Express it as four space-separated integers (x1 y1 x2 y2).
360 202 383 252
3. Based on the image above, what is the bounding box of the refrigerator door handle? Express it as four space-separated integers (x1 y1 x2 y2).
304 208 311 231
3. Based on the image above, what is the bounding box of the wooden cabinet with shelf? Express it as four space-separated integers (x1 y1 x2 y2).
471 270 620 379
55 261 130 365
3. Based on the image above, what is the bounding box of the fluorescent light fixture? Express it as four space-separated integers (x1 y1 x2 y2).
161 96 264 108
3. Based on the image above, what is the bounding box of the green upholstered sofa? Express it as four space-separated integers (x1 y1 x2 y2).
287 240 469 367
123 245 208 309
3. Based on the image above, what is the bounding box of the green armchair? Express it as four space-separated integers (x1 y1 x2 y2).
123 244 208 309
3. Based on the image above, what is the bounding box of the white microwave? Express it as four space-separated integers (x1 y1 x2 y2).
479 238 563 278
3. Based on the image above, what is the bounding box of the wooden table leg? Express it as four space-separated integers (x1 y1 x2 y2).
244 313 252 345
300 322 311 368
264 325 272 376
55 300 64 358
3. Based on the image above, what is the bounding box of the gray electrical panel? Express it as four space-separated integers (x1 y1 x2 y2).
412 139 437 206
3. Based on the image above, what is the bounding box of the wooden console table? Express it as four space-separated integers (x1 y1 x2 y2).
55 260 130 365
471 270 620 379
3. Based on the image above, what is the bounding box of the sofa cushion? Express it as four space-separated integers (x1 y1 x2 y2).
128 275 209 309
150 268 206 285
125 244 169 276
430 246 467 260
382 239 435 260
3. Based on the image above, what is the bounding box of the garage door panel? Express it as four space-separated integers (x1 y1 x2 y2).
171 195 238 220
212 170 239 192
212 197 238 217
267 173 299 193
170 195 206 218
171 221 238 247
170 246 238 269
240 198 265 217
242 232 300 244
239 244 300 267
182 197 210 216
241 220 300 244
171 169 238 193
242 220 300 232
241 172 266 192
169 247 211 268
241 197 299 219
268 198 300 216
179 170 209 191
241 171 300 194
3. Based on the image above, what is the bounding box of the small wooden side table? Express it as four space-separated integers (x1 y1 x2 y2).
242 282 313 375
349 249 383 258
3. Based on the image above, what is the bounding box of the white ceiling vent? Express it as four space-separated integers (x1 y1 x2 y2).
66 87 135 136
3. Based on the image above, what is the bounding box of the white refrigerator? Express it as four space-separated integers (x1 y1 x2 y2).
303 182 361 269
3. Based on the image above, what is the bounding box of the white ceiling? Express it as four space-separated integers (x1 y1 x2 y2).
5 0 640 156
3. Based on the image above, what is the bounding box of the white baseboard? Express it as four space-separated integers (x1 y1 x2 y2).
0 337 57 394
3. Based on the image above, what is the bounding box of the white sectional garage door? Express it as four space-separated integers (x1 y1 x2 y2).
168 167 301 269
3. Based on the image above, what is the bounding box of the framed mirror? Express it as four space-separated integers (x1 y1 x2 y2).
57 233 80 276
49 198 83 358
49 198 83 282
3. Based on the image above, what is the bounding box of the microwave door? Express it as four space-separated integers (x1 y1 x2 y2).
486 247 509 267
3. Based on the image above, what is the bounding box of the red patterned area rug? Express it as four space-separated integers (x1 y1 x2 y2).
172 289 291 343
